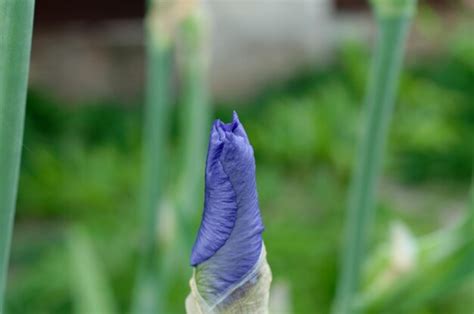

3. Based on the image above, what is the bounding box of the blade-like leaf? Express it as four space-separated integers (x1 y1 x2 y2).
68 227 117 314
333 1 417 313
0 0 35 311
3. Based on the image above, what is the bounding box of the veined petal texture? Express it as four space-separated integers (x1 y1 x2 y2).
190 111 265 304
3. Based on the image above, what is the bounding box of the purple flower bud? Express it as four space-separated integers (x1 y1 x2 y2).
190 111 264 302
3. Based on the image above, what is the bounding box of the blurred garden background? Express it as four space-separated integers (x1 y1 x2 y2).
5 0 474 313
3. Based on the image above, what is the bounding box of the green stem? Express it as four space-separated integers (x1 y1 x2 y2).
131 3 173 313
332 1 416 313
0 0 35 311
140 24 173 275
177 11 210 248
155 11 211 312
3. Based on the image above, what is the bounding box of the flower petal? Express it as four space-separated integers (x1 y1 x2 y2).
190 111 265 303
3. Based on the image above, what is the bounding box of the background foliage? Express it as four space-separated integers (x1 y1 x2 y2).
6 12 474 314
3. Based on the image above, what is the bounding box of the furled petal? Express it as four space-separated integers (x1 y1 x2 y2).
190 111 264 304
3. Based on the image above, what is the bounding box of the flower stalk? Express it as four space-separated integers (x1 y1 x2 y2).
176 6 210 237
133 1 209 312
162 0 210 275
152 5 212 311
332 1 416 313
0 0 35 311
131 0 174 312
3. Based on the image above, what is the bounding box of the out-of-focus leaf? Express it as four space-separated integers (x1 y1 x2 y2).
68 227 117 314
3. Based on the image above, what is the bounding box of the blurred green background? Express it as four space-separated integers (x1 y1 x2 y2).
6 2 474 314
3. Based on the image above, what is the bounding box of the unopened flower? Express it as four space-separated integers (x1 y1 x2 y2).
186 112 271 313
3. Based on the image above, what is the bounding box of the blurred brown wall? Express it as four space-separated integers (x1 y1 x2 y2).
34 0 449 28
34 0 144 27
335 0 449 10
30 0 453 104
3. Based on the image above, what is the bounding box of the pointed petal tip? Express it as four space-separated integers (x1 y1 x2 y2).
211 119 226 141
212 112 243 139
232 110 239 122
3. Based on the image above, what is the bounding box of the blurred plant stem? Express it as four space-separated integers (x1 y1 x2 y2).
332 1 416 313
131 0 174 313
359 171 474 312
363 240 473 313
359 213 473 311
0 0 35 311
175 8 210 249
68 227 117 314
468 167 474 222
359 214 473 312
157 7 211 310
